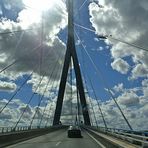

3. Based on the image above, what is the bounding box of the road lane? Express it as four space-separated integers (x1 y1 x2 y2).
7 129 103 148
6 129 66 148
57 130 102 148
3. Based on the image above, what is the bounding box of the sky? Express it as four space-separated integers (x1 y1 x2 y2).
0 0 148 131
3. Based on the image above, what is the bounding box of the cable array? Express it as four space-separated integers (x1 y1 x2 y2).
29 52 64 127
75 30 133 130
74 23 148 52
78 38 107 128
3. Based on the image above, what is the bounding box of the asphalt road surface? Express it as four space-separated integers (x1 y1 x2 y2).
6 129 103 148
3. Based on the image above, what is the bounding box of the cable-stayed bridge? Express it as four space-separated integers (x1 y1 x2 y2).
0 0 148 147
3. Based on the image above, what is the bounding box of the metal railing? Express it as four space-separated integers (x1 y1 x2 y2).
0 126 50 134
0 125 68 147
85 126 148 147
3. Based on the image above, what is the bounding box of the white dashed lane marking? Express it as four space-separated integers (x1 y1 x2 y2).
55 141 61 146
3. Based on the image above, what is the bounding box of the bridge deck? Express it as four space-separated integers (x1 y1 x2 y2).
6 129 102 148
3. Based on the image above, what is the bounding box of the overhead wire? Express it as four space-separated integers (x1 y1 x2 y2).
0 22 44 74
29 13 44 127
0 1 67 128
30 51 64 127
73 0 89 19
0 43 42 74
74 23 148 52
10 43 63 129
0 44 42 114
108 36 148 52
85 87 98 127
78 28 107 128
38 68 61 127
38 80 57 127
79 44 100 127
0 41 46 114
86 73 108 129
0 28 41 74
13 75 45 130
70 59 73 122
0 71 33 114
44 103 53 127
39 12 44 78
0 21 60 74
0 28 37 36
76 89 81 125
0 60 18 74
75 30 133 130
75 19 98 127
0 22 64 75
79 37 107 128
79 0 88 11
12 31 25 56
75 6 94 126
44 67 63 127
0 31 24 74
35 11 44 126
14 47 65 128
74 23 95 33
0 3 67 74
43 65 63 127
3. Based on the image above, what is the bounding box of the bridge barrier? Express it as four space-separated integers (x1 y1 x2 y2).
0 125 68 148
84 126 148 148
0 126 48 133
0 126 39 134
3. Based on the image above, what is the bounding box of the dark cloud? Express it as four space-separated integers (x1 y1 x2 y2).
89 0 148 79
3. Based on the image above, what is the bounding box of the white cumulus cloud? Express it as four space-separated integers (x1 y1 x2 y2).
0 80 17 92
111 58 130 74
89 0 148 79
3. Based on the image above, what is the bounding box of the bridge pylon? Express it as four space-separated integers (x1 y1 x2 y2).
53 0 91 126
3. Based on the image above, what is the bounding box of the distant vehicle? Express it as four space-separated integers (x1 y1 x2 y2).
98 34 112 39
67 126 82 138
98 35 107 39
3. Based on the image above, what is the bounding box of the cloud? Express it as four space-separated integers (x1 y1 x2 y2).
88 0 148 130
89 0 148 79
0 109 12 119
0 0 24 20
0 0 67 80
99 97 148 130
98 46 104 51
111 58 130 74
0 80 17 92
0 0 148 131
141 104 148 117
76 39 81 46
0 0 68 101
0 85 148 130
130 64 148 80
87 79 148 130
113 83 124 93
27 73 61 97
0 98 47 126
117 91 140 107
142 79 148 87
19 105 32 115
141 79 148 102
0 99 22 126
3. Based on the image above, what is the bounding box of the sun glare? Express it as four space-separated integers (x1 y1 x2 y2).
23 0 56 12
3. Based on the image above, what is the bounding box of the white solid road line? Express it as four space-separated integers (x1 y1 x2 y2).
55 141 61 146
86 131 106 148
